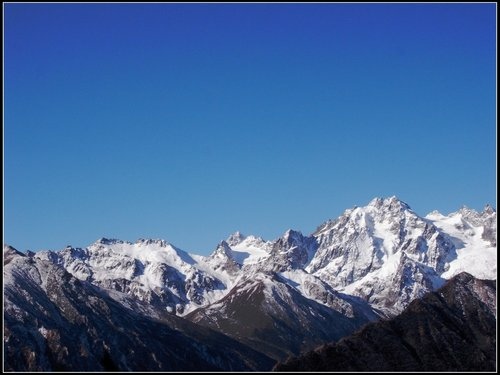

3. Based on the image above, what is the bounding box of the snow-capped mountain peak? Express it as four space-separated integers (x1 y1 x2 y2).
280 229 305 245
4 244 25 265
226 231 247 246
212 240 233 258
367 196 411 211
457 205 478 218
426 204 496 279
305 197 461 314
207 241 239 267
426 209 444 219
483 204 495 215
227 235 272 266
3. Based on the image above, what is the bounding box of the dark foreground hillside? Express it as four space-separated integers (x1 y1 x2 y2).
275 272 496 372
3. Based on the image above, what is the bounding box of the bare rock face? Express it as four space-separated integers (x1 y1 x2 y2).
477 205 496 246
274 272 496 372
268 230 318 272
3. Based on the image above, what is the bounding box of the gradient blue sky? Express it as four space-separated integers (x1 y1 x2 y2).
4 3 496 255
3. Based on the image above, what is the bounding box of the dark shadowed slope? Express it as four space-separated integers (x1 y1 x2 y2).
275 272 496 372
186 270 379 361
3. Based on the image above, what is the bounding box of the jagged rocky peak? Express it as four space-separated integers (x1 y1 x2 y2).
208 240 241 273
3 244 25 265
480 205 497 247
314 196 416 244
314 197 412 237
368 195 411 212
454 204 495 223
4 244 23 255
279 229 305 246
136 238 170 247
226 231 247 246
457 205 478 217
451 204 496 246
95 237 174 248
483 204 496 215
95 237 126 246
266 230 318 272
272 230 306 257
211 240 233 258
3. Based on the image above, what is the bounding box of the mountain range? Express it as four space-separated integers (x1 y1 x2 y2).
4 196 496 371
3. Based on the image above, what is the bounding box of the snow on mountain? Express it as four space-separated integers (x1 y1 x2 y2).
267 229 318 271
307 196 461 314
190 241 241 293
35 238 228 315
226 233 273 265
225 231 246 246
30 197 495 319
277 269 374 318
426 205 496 280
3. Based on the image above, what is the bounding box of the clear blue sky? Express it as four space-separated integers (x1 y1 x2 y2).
4 3 496 255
